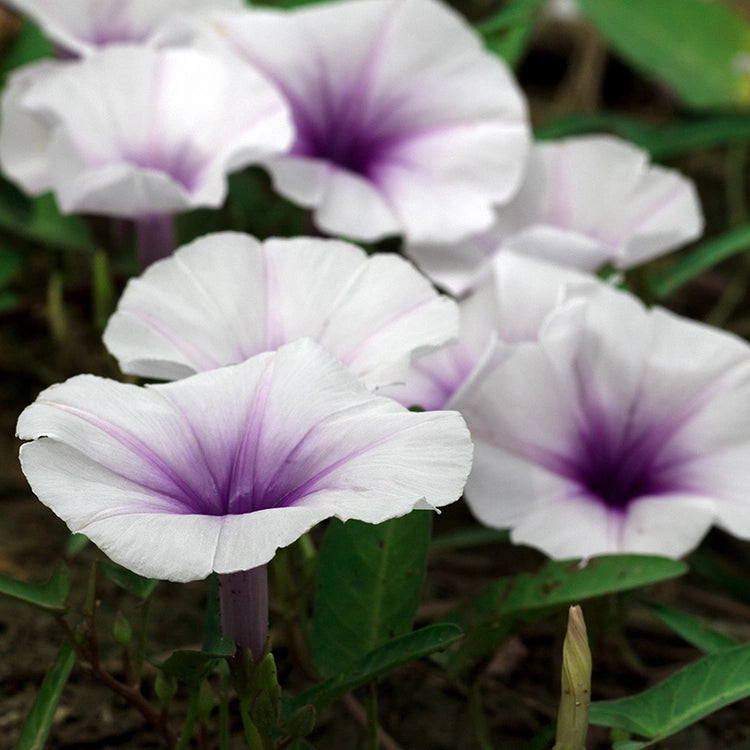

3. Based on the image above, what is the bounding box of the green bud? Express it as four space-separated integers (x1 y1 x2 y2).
250 653 281 730
230 648 255 700
254 652 279 693
553 605 592 750
154 670 178 708
251 688 281 731
112 611 132 648
283 704 317 740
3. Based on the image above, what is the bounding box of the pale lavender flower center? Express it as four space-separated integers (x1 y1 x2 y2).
89 26 141 45
120 144 202 192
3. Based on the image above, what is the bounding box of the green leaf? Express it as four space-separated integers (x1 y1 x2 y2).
642 602 738 654
476 0 548 68
162 643 235 686
0 19 53 78
64 533 89 558
448 555 687 673
577 0 750 110
23 194 95 252
0 245 21 287
0 176 33 226
590 643 750 747
16 640 76 750
0 563 70 613
99 561 159 600
311 512 432 679
647 223 750 297
288 623 462 714
430 526 510 552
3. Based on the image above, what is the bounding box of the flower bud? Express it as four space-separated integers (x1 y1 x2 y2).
554 605 591 750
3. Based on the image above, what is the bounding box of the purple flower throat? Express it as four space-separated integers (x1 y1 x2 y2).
566 413 693 511
289 83 405 179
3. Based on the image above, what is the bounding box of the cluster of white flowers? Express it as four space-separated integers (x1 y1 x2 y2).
9 0 750 590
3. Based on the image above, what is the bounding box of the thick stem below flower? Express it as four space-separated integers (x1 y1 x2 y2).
219 566 269 659
134 214 176 269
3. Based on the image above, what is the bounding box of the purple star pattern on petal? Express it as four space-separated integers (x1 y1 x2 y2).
457 286 750 559
194 0 529 243
17 339 473 582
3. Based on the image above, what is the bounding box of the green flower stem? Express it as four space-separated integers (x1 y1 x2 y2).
468 682 493 750
239 697 268 750
218 666 230 750
176 683 200 750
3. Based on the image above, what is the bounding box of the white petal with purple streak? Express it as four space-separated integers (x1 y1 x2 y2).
103 232 458 389
18 340 473 581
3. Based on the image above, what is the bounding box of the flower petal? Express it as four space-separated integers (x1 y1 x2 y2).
0 61 62 194
200 0 529 242
104 232 458 389
19 339 472 581
459 285 750 558
5 0 244 56
407 134 703 293
6 45 292 216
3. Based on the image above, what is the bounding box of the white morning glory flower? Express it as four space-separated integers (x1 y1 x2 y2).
102 232 458 390
380 252 595 410
191 0 529 244
456 286 750 560
4 0 243 57
407 135 703 295
17 339 473 583
0 45 293 265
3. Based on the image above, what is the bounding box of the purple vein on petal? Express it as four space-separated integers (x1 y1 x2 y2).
329 291 429 367
120 305 223 371
275 417 440 508
598 181 688 251
154 388 226 515
226 360 275 515
253 399 379 506
36 398 205 510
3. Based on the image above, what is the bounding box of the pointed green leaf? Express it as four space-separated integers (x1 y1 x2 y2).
577 0 750 109
590 643 750 747
648 223 750 298
161 642 235 686
0 19 53 78
448 555 687 672
24 194 95 252
476 0 548 68
288 623 462 714
312 512 432 679
99 561 159 600
430 526 510 552
0 191 94 252
643 602 738 653
17 641 76 750
0 564 70 613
